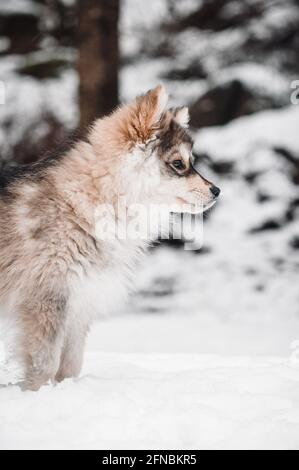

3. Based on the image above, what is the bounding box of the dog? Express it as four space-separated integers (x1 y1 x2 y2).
0 85 220 390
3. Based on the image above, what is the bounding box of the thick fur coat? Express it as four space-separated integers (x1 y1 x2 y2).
0 86 219 390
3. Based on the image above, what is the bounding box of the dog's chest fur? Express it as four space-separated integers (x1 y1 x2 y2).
67 239 145 325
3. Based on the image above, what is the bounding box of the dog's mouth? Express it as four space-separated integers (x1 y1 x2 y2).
175 197 199 213
203 199 217 212
176 196 217 214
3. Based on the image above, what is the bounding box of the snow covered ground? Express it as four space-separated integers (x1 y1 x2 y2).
1 353 299 450
1 105 299 450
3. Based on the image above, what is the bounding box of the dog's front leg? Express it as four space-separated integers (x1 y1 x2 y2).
55 320 88 383
19 291 67 391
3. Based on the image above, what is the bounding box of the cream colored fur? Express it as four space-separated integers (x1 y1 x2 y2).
0 85 217 390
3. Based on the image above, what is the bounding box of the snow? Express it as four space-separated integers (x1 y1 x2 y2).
0 67 78 161
1 353 299 450
0 0 41 17
195 105 299 161
216 62 290 100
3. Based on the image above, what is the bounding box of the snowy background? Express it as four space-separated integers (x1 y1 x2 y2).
1 0 299 450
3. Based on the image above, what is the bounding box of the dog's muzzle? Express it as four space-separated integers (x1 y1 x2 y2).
190 155 221 199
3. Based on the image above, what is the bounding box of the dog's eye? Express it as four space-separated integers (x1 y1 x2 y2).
171 160 185 171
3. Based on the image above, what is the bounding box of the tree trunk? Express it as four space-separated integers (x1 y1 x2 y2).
77 0 120 131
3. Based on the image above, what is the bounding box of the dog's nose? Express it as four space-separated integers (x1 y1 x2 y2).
210 185 221 198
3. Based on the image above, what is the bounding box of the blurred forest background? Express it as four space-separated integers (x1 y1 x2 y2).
0 0 298 166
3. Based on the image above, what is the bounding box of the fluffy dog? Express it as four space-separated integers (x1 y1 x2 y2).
0 85 220 390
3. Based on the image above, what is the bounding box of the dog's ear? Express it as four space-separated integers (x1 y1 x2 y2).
136 84 168 132
171 106 190 128
147 84 169 124
103 85 169 148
